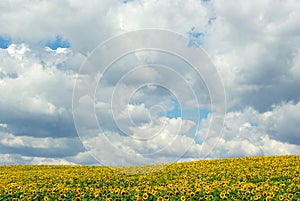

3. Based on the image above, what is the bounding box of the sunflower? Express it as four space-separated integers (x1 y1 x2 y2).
143 193 149 200
8 190 12 196
220 192 226 199
287 193 293 199
278 195 284 200
157 197 163 201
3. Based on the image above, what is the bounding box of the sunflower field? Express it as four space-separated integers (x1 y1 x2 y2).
0 155 299 201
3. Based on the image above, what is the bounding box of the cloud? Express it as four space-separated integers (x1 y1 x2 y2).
0 0 213 54
206 0 300 112
81 116 196 166
197 101 300 158
0 153 76 165
66 151 97 165
0 43 82 138
262 101 300 145
44 35 71 50
0 131 84 158
82 100 300 165
0 43 86 162
0 123 7 128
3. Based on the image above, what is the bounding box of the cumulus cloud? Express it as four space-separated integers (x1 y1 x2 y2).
197 101 300 158
262 101 300 145
0 0 212 54
0 131 84 158
0 153 76 165
79 115 196 166
207 0 300 112
0 43 86 163
0 43 82 138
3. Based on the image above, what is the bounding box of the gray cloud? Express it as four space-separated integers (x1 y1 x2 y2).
0 132 85 158
262 101 300 145
206 0 300 112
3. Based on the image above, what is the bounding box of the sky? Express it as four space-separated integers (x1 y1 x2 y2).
0 0 299 166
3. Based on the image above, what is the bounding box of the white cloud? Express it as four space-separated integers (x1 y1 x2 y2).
28 157 75 165
196 101 300 158
0 43 80 138
6 44 30 60
0 133 25 148
0 0 211 53
262 101 300 145
0 153 20 165
260 135 300 155
67 151 97 165
0 153 76 165
82 116 196 166
202 0 300 112
0 132 80 149
0 123 7 128
0 43 77 111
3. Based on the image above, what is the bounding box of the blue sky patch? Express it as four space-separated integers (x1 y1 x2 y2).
165 99 181 118
122 0 135 4
165 99 211 123
0 35 11 49
208 16 216 25
188 27 204 47
45 35 71 50
250 122 259 127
